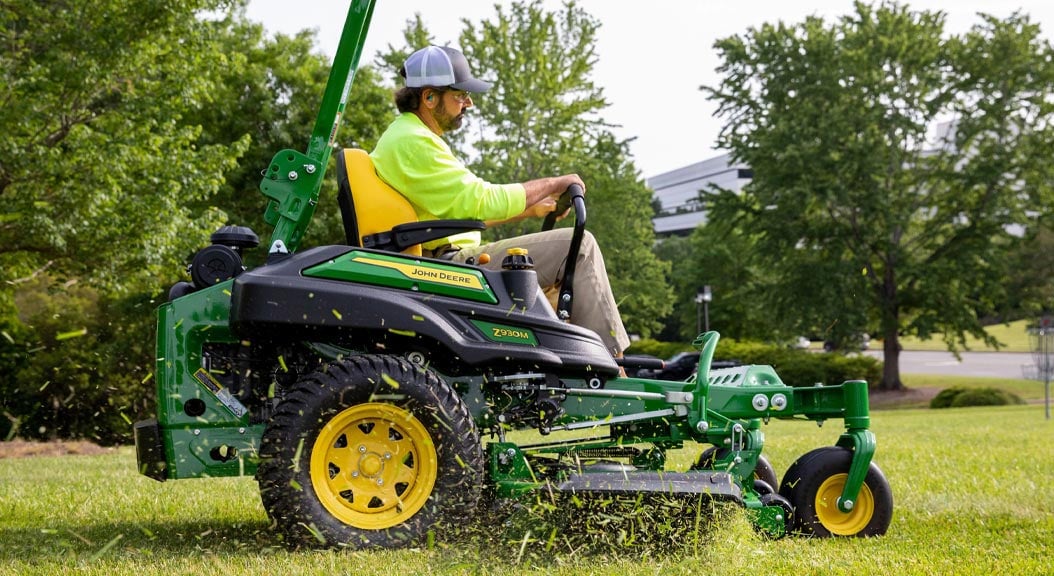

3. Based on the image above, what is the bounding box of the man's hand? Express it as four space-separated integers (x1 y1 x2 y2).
522 173 585 220
557 174 586 195
527 195 560 218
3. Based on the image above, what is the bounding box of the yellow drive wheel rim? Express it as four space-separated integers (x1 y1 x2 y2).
815 473 875 536
310 403 438 530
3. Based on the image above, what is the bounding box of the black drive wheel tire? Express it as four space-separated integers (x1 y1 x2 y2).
256 354 483 549
753 478 776 497
695 446 779 490
778 446 893 538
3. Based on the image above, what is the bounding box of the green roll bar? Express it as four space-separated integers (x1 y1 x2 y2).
260 0 377 254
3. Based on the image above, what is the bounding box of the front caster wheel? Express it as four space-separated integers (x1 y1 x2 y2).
257 354 483 548
779 447 893 537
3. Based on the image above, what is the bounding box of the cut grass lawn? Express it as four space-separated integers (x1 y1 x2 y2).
1 403 1052 575
804 319 1037 352
874 373 1052 410
879 319 1035 353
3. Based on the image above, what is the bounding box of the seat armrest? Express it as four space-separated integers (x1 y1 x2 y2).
362 219 485 252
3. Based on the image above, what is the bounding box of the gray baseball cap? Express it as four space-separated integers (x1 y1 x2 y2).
401 45 492 93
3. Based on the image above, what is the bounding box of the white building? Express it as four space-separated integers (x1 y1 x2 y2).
647 153 752 237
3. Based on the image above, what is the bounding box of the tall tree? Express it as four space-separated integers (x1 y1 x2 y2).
185 12 394 253
457 1 673 337
679 221 771 343
0 0 394 441
375 14 435 86
1 0 248 440
0 0 247 296
707 1 1054 389
1003 222 1054 318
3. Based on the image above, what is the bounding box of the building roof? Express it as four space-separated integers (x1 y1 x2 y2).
647 153 752 236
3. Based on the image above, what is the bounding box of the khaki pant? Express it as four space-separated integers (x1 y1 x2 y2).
451 228 630 355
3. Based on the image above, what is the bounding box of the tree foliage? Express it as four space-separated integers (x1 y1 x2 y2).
0 0 394 442
375 14 435 88
183 12 394 254
456 1 673 336
0 0 248 295
0 0 249 441
706 1 1054 389
682 221 772 342
1003 222 1054 317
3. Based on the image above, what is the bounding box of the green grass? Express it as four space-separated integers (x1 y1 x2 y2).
884 319 1034 352
804 318 1034 352
2 404 1053 575
903 373 1046 400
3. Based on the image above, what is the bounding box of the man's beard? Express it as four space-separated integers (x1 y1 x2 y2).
436 100 464 132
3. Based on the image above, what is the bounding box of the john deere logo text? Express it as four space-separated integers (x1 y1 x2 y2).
354 256 483 290
410 267 475 286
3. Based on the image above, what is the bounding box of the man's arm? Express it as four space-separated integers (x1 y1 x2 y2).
486 173 585 226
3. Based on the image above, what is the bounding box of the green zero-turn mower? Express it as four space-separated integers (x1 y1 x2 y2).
134 0 893 548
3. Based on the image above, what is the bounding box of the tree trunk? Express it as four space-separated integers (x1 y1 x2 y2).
878 262 904 391
880 328 905 391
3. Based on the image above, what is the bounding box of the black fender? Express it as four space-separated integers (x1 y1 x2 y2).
229 245 619 377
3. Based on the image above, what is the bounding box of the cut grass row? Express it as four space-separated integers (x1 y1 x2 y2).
1 403 1051 575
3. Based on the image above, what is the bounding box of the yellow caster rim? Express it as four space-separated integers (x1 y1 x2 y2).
815 473 875 536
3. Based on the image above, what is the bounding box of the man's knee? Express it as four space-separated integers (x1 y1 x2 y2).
579 230 599 261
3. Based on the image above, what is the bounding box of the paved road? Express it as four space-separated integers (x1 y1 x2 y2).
864 350 1040 380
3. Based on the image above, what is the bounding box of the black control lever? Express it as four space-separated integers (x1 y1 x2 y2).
541 184 586 320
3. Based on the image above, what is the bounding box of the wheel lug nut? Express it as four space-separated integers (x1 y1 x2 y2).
359 445 367 453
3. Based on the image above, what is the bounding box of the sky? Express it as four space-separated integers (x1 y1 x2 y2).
244 0 1054 179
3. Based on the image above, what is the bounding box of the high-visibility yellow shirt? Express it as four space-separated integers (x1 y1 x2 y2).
370 112 526 250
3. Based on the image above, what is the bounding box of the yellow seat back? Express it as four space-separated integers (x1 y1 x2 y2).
336 148 422 256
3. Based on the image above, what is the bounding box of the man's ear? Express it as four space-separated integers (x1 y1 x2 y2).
423 89 437 108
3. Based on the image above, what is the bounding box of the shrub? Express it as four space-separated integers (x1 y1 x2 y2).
930 387 1025 409
826 354 883 385
1 277 156 445
626 338 691 360
930 387 966 409
626 338 883 388
711 339 882 387
767 353 827 386
951 388 1024 408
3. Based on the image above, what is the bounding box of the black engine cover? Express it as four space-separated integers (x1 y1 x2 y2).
229 245 619 377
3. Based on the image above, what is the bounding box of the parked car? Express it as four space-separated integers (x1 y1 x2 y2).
823 333 871 352
637 351 740 381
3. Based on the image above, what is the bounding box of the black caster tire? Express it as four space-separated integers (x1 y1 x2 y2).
779 447 893 537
